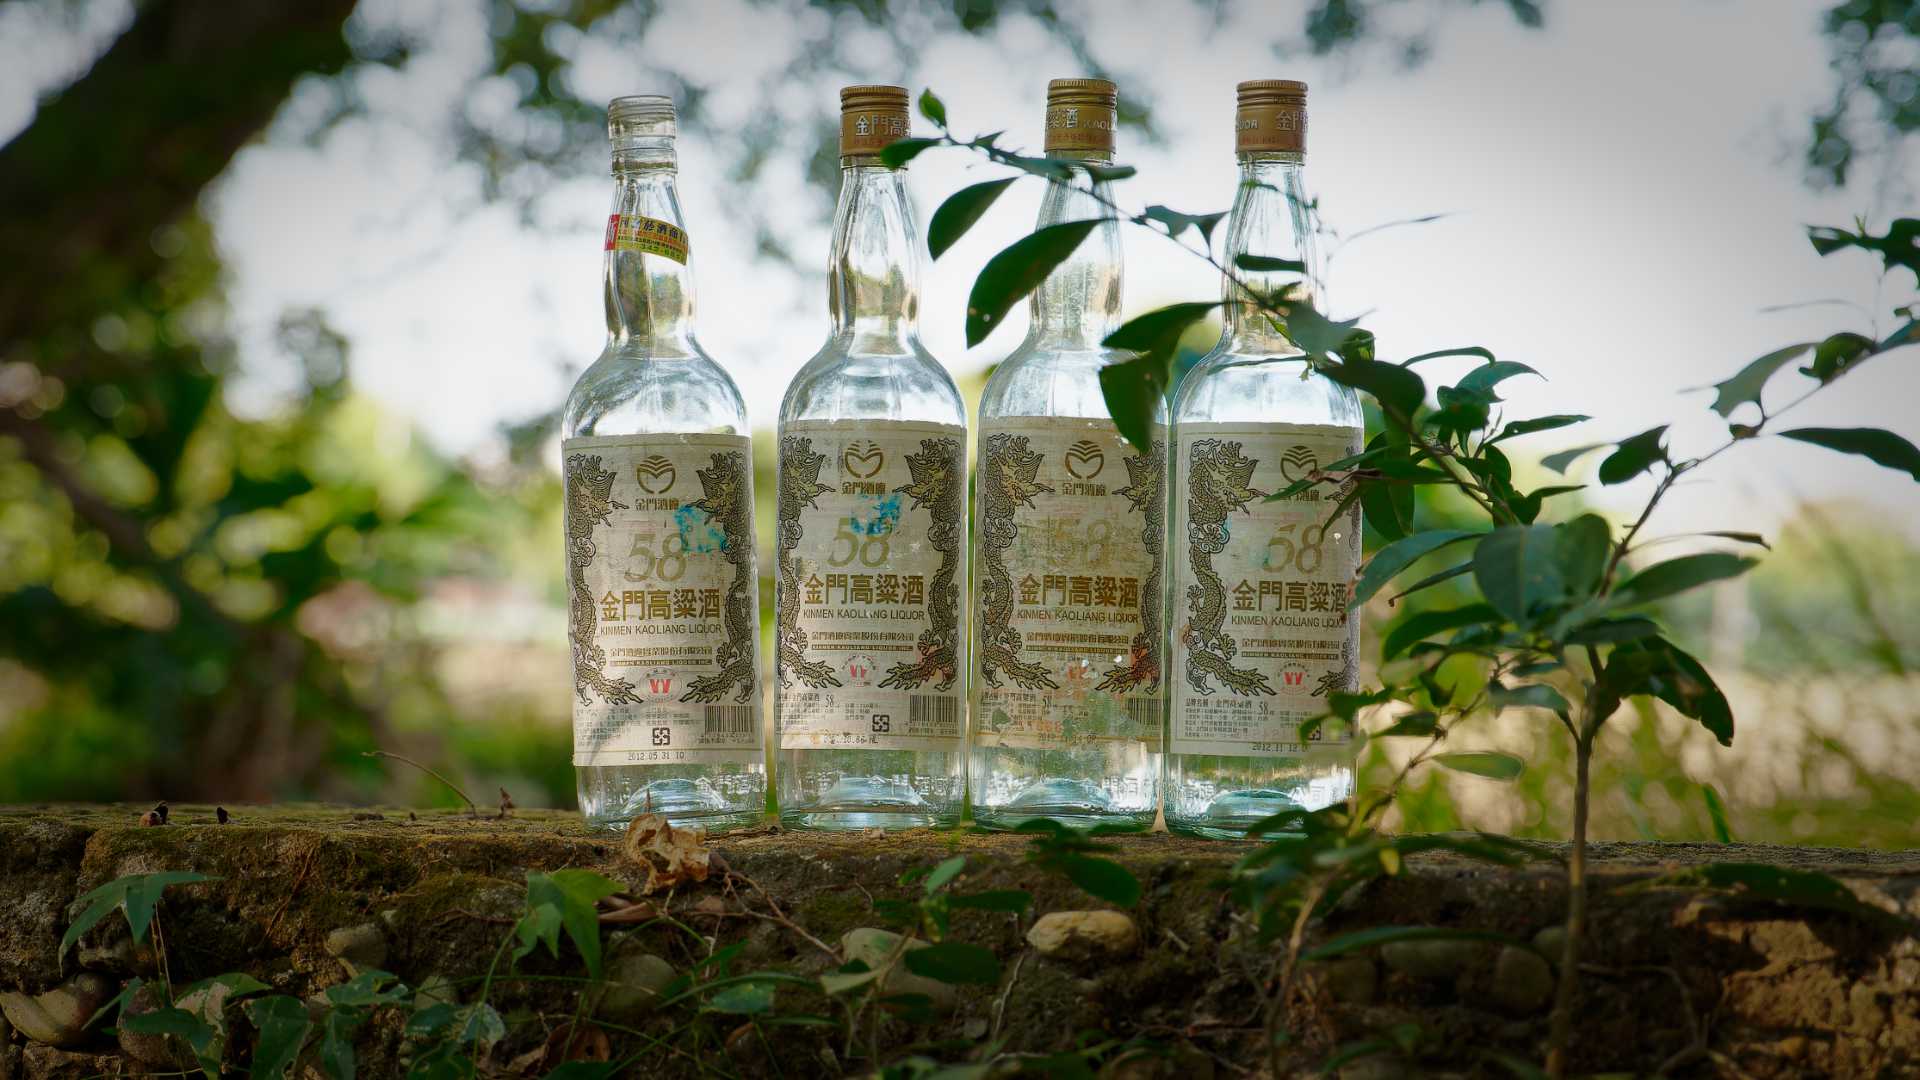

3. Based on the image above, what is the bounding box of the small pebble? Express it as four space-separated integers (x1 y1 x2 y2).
1490 945 1555 1014
323 922 389 974
0 973 114 1047
1027 911 1140 961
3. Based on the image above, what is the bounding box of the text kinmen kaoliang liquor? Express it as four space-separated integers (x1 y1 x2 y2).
972 79 1166 829
562 96 764 832
774 86 969 829
1166 81 1362 838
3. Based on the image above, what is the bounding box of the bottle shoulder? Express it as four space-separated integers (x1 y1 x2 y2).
979 340 1158 426
778 338 965 429
563 341 750 439
1172 343 1362 429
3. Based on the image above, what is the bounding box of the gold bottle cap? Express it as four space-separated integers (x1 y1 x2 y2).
1235 79 1307 155
840 85 911 158
1044 77 1117 155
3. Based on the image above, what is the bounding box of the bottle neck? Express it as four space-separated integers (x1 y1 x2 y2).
1030 151 1122 352
605 146 696 351
828 160 920 351
1220 153 1315 355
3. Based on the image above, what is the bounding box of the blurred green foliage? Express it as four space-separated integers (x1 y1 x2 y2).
0 0 1914 837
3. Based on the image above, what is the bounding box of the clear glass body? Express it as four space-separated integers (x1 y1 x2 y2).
775 160 968 829
1166 152 1362 838
565 122 765 832
971 152 1165 830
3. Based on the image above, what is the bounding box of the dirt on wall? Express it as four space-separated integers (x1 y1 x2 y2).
0 805 1914 1078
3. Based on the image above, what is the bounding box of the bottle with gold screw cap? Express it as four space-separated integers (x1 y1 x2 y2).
972 78 1165 830
774 86 969 829
1166 80 1362 838
562 96 765 832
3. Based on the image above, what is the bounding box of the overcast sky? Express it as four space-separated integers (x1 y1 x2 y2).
5 0 1916 543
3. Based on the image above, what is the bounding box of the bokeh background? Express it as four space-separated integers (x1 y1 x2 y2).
1 0 1915 845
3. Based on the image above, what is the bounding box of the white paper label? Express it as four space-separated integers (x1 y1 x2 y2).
1170 422 1362 757
974 417 1168 751
562 434 761 766
775 420 966 751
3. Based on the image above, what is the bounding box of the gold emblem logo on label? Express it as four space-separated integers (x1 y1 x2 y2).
1063 439 1106 480
635 455 677 494
842 440 885 479
1279 444 1319 485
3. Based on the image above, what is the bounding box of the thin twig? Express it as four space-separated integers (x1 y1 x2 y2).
262 842 321 942
363 749 479 817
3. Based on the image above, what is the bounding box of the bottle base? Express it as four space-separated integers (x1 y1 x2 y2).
579 777 765 834
780 774 957 831
1166 786 1314 839
972 776 1156 831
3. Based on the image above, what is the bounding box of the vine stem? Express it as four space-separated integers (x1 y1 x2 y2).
1546 720 1595 1077
363 749 480 817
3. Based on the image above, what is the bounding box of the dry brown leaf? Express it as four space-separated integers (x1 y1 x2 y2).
620 812 710 894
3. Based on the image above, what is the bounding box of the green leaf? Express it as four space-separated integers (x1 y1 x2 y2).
1598 426 1668 485
928 177 1018 260
1097 356 1167 455
1434 751 1525 780
1704 531 1770 548
1084 163 1136 182
1142 205 1227 243
1489 414 1589 444
1277 301 1367 359
819 966 881 997
1554 513 1612 597
1471 525 1564 624
1564 616 1661 645
525 869 621 980
966 220 1102 346
917 88 947 127
1099 301 1220 451
1488 682 1570 715
1604 637 1733 746
1802 331 1876 383
1454 361 1540 399
1381 604 1502 660
1234 254 1307 273
1701 785 1734 843
1372 711 1439 738
948 889 1033 914
456 1002 506 1047
1303 925 1513 962
1060 854 1142 908
902 940 1001 985
1324 357 1425 419
878 137 942 168
1359 474 1415 542
1354 530 1482 608
1779 427 1920 481
319 1009 361 1080
1401 346 1493 366
322 970 405 1010
707 981 776 1015
1385 560 1474 605
246 996 313 1080
922 855 967 895
1540 443 1607 474
1807 218 1919 285
1708 343 1814 417
60 871 217 959
1615 552 1756 605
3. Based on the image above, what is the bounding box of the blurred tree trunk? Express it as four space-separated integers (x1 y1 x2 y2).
0 0 359 357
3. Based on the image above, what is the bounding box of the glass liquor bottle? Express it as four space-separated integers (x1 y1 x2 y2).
774 86 969 829
562 96 764 832
1167 80 1363 838
972 79 1165 830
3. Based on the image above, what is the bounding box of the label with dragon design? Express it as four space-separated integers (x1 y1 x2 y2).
776 420 966 752
1170 422 1362 757
562 433 761 767
974 418 1167 752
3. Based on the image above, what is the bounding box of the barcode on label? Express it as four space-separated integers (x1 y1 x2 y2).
1126 697 1164 733
703 706 755 736
909 695 960 729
